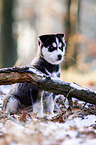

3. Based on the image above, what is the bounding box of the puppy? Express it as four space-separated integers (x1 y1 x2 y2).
3 33 66 114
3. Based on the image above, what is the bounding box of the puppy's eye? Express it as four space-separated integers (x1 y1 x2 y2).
48 46 55 52
59 47 63 51
51 46 54 49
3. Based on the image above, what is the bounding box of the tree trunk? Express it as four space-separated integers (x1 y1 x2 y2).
1 0 17 68
64 0 71 45
64 0 80 68
0 66 96 105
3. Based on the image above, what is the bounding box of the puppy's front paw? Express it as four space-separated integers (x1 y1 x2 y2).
3 96 19 113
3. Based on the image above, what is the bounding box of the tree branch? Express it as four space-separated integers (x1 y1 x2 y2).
0 66 96 105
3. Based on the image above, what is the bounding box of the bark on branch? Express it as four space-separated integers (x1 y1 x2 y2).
0 66 96 105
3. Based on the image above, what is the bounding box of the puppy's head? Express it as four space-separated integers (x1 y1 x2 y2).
37 33 66 64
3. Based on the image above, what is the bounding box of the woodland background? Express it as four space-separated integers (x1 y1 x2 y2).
0 0 96 73
0 1 96 145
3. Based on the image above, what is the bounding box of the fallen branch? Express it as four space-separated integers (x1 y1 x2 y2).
0 66 96 105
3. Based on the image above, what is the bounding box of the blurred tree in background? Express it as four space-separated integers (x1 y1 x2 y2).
0 0 96 72
64 0 80 68
0 0 17 68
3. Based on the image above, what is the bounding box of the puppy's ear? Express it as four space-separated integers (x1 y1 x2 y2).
38 35 50 46
38 38 41 46
57 33 65 38
57 33 65 43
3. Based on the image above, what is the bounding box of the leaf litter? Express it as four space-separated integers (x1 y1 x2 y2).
0 85 96 145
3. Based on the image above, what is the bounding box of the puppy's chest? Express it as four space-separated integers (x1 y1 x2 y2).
45 68 60 79
33 57 60 79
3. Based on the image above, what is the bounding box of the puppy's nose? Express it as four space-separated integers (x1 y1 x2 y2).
57 54 62 60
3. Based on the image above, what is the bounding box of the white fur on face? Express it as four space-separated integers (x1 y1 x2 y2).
42 46 65 64
56 37 59 45
52 42 57 47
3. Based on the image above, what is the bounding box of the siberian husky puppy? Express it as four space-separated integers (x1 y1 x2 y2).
3 33 66 114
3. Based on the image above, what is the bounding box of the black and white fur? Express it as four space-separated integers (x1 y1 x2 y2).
3 33 66 114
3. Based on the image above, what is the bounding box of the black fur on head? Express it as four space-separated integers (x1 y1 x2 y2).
38 33 65 47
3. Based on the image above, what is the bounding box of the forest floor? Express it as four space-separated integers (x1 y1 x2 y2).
0 70 96 145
